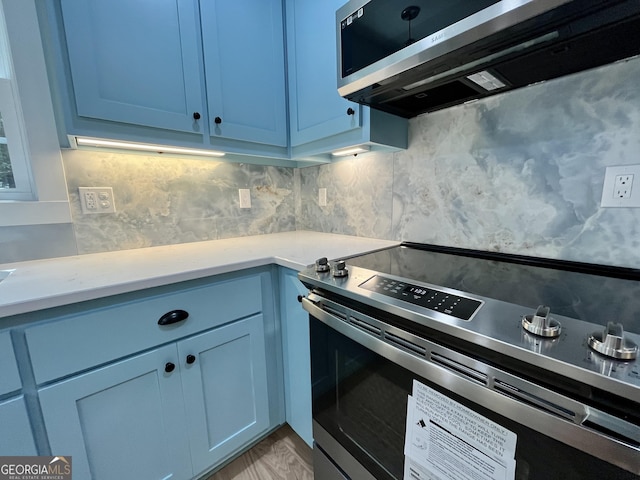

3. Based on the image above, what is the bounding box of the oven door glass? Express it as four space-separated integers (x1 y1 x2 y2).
310 316 639 480
340 0 499 77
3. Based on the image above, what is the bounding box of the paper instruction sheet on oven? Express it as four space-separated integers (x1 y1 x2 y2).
404 380 517 480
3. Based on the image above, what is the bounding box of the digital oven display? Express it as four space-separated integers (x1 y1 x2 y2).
359 275 482 321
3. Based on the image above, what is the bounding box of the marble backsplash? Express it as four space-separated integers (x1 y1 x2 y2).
4 56 639 268
63 151 296 255
298 56 640 269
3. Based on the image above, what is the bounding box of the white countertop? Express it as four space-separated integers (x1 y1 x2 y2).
0 231 398 319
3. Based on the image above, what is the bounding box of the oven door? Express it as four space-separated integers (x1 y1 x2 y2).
303 296 640 480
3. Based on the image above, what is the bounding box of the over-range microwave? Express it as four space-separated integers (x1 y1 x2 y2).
336 0 640 118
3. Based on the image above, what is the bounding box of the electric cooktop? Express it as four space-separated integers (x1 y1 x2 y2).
343 243 640 335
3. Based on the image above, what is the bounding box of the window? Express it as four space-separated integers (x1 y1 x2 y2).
0 0 70 227
0 1 34 200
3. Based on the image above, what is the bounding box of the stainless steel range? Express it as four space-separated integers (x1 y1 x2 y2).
298 243 639 480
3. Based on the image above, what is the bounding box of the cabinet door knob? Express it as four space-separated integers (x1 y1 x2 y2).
158 309 189 326
214 116 222 124
193 112 201 120
164 362 176 373
347 107 355 116
186 354 196 365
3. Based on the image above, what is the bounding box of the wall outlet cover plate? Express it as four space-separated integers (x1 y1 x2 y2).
600 165 640 208
239 189 251 209
79 186 116 214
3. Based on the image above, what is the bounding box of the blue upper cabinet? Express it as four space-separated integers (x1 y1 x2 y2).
286 0 361 146
200 0 288 147
60 0 204 134
285 0 408 161
44 0 289 157
41 0 405 164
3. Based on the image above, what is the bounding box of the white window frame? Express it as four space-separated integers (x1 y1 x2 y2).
0 77 35 199
0 0 71 226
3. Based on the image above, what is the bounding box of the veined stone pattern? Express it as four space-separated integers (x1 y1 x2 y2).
299 57 640 269
63 150 296 254
59 57 640 268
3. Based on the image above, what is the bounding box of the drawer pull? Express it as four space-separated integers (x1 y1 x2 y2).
186 354 196 365
158 309 189 326
164 362 176 373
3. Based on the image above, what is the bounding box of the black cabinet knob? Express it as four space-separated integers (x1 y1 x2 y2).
164 362 176 373
193 112 201 120
297 295 304 303
186 354 196 365
158 310 189 326
214 116 222 124
347 107 355 116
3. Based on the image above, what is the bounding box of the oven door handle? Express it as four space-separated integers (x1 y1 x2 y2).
301 295 640 476
303 293 350 321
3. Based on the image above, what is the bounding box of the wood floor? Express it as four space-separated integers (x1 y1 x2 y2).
205 425 313 480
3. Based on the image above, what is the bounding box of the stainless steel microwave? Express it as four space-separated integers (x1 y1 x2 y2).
336 0 640 118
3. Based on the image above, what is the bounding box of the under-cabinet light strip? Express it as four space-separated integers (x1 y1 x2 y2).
75 137 226 157
331 145 371 157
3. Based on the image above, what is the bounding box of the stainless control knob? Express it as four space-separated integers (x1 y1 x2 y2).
333 260 348 278
522 305 561 338
588 322 638 360
315 257 330 273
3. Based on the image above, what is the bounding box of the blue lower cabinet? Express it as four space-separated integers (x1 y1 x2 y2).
279 268 312 447
0 331 22 397
0 395 37 455
38 316 271 479
38 344 193 480
180 315 270 476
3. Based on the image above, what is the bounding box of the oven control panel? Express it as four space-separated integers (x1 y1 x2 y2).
359 275 482 321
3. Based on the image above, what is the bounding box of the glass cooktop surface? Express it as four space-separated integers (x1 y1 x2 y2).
344 245 640 335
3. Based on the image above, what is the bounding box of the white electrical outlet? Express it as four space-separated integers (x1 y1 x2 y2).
79 187 116 214
601 165 640 208
614 174 633 199
319 188 327 206
239 189 251 209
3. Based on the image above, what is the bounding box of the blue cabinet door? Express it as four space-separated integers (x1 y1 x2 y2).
0 330 21 396
200 0 288 147
286 0 362 147
38 345 192 480
279 268 312 447
179 315 270 476
0 396 37 455
60 0 204 134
